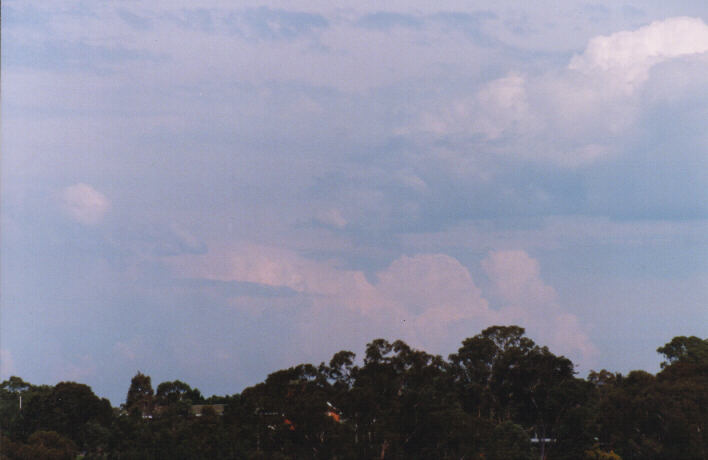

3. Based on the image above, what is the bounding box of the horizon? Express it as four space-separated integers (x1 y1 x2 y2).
0 326 688 406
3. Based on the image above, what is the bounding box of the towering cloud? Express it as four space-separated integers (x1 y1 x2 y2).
411 17 708 165
569 17 708 92
172 245 595 363
483 250 597 363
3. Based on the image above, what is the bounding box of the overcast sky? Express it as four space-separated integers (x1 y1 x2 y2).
2 0 708 405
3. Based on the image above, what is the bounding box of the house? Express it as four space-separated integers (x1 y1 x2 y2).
190 404 225 417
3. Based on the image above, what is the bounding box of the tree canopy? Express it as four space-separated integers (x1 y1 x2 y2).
1 326 705 459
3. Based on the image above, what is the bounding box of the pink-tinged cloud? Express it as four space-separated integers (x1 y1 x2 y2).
171 247 492 351
377 254 487 316
315 208 348 229
482 250 555 305
374 254 493 352
483 250 598 364
113 340 139 362
53 355 97 383
60 183 110 225
173 244 376 306
171 245 595 365
0 349 16 378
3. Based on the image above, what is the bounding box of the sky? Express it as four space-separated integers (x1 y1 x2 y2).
2 0 707 405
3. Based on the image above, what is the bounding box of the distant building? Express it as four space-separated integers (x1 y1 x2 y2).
190 404 225 417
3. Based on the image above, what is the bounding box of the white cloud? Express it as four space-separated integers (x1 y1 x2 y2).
534 17 708 164
407 17 708 166
473 73 531 139
569 17 708 93
417 72 532 140
60 183 110 225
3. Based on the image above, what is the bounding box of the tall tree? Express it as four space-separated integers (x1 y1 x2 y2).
156 380 203 405
126 372 155 417
657 336 708 368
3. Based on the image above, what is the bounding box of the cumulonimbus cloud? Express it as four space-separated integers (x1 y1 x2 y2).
171 245 596 364
60 183 110 225
412 17 708 166
569 16 708 92
482 250 597 362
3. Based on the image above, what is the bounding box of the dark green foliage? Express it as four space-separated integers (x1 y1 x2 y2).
657 336 708 368
125 372 154 417
4 381 111 452
487 421 534 460
156 380 203 405
1 327 705 459
591 335 708 460
1 430 78 460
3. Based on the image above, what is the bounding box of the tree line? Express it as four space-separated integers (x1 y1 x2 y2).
1 326 706 459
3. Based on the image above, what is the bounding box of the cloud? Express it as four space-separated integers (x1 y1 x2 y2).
111 223 208 257
375 254 493 351
54 354 97 382
7 3 704 402
0 349 16 377
167 8 213 32
483 250 597 363
113 340 138 362
357 12 422 30
377 254 487 317
171 245 594 363
5 40 165 72
482 250 554 305
473 73 529 139
60 183 110 225
172 244 377 309
569 17 708 93
544 16 708 155
227 7 328 40
407 17 708 167
117 8 153 31
401 216 708 255
314 208 348 229
418 72 531 140
171 246 490 351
